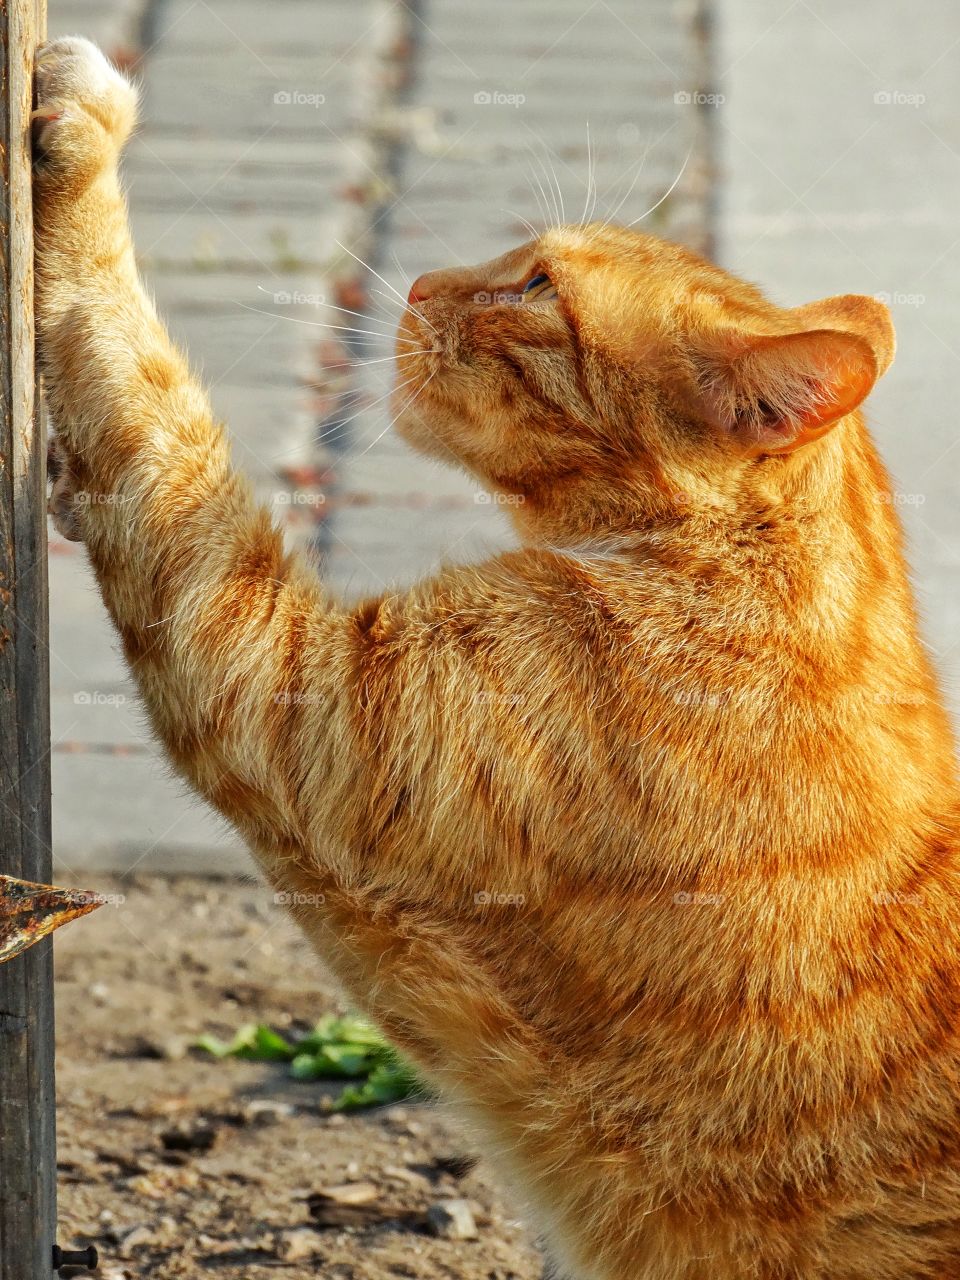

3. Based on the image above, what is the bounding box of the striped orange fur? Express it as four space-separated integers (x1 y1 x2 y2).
33 38 960 1280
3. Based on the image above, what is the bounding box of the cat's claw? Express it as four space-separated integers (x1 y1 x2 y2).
32 36 138 179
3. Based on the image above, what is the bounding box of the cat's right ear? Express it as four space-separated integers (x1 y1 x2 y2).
690 295 895 457
790 293 896 378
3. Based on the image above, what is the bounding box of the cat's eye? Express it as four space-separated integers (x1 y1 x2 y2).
522 272 557 302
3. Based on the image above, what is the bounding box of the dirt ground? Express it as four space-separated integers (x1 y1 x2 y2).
54 875 545 1280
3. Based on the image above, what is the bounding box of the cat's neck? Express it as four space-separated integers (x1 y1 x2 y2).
514 414 937 697
509 414 889 566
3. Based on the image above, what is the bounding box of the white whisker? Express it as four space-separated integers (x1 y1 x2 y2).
605 147 651 225
501 209 541 239
526 175 549 228
390 250 412 289
350 368 439 462
580 121 595 227
544 146 566 225
343 352 427 367
254 286 397 332
330 337 394 349
371 286 439 336
588 126 601 224
525 134 570 227
235 302 398 341
626 146 692 228
604 124 681 225
525 142 556 228
335 239 410 309
312 370 423 447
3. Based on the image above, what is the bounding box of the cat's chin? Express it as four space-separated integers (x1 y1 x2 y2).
392 400 461 467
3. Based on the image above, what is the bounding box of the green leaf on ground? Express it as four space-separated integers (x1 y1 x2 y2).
331 1057 423 1112
195 1014 426 1111
195 1022 294 1062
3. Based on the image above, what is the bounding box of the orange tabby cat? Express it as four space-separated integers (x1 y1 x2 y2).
34 37 960 1280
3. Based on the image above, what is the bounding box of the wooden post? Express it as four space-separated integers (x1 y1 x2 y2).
0 2 54 1278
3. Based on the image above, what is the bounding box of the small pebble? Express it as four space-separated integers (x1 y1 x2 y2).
117 1224 155 1258
275 1228 322 1262
426 1198 479 1241
314 1181 378 1205
161 1035 189 1062
243 1099 294 1126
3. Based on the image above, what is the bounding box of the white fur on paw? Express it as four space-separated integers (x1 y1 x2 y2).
37 37 125 96
34 36 138 146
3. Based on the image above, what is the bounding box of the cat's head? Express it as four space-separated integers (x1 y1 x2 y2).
393 223 895 543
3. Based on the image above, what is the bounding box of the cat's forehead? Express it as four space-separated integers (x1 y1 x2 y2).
421 224 722 302
538 223 779 332
447 224 672 282
530 225 710 325
539 222 686 268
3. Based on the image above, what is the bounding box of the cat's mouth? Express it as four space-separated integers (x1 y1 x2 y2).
393 304 443 401
390 310 432 436
398 299 441 355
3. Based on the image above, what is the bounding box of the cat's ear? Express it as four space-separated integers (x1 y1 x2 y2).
692 295 895 456
790 293 896 378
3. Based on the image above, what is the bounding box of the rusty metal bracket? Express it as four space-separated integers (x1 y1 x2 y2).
0 875 103 965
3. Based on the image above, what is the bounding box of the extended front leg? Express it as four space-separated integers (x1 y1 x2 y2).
30 37 531 936
32 38 361 854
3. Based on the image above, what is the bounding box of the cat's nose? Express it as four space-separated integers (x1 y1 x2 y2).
407 271 441 306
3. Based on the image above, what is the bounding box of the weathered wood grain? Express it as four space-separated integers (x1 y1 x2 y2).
0 2 54 1277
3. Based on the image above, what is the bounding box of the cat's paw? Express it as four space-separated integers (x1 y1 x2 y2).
47 436 84 543
32 37 138 184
